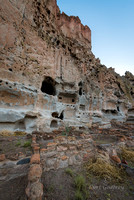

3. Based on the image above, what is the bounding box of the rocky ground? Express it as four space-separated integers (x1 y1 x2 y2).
0 122 134 200
0 133 32 161
42 166 134 200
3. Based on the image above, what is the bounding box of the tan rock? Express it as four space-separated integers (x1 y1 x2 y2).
28 164 42 182
61 155 68 161
0 154 6 161
40 148 48 153
26 182 43 199
111 155 121 164
83 153 91 161
30 154 40 164
33 146 40 154
69 146 76 150
47 142 57 147
57 146 68 152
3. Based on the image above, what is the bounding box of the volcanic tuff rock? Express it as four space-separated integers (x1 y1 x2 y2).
0 0 134 132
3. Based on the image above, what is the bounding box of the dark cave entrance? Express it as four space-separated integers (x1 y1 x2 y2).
52 111 64 120
117 106 120 112
50 120 58 128
79 88 82 95
41 77 56 95
78 81 83 96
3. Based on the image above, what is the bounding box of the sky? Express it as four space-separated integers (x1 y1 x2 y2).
57 0 134 76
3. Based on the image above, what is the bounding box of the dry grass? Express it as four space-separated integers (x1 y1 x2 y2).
0 130 26 137
0 130 13 136
14 131 26 136
86 158 124 181
120 147 134 162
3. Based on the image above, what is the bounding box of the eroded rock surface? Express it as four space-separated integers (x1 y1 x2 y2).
0 163 29 200
0 0 134 133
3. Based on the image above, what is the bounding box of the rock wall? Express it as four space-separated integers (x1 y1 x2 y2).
26 134 43 200
0 0 134 133
40 135 94 171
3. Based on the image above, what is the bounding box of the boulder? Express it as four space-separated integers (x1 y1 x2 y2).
0 154 5 161
28 164 42 182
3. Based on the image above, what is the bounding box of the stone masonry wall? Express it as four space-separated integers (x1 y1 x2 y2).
26 134 43 200
40 135 95 171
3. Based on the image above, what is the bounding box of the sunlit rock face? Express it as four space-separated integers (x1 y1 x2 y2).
0 0 133 132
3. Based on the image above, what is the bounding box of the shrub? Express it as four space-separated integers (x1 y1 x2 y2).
65 168 74 177
74 175 86 191
15 140 21 146
61 126 72 136
75 190 84 200
23 140 31 147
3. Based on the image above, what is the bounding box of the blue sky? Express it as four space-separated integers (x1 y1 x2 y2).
57 0 134 76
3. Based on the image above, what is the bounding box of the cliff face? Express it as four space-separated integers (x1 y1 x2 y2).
0 0 134 133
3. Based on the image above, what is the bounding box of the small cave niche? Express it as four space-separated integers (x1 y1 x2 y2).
78 81 83 96
46 9 50 15
79 105 85 111
130 91 132 95
15 120 25 130
103 109 117 115
102 109 110 114
78 81 83 87
117 106 120 112
62 44 66 49
60 111 64 120
82 91 85 95
79 88 82 96
57 40 60 46
8 68 13 72
52 111 64 120
52 112 58 118
79 126 86 131
41 76 56 96
58 93 76 104
50 120 58 128
0 80 2 86
111 110 117 114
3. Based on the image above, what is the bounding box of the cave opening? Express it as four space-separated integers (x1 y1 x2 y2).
79 88 82 95
117 106 120 112
78 81 83 96
15 119 25 130
50 120 58 128
111 110 117 114
79 105 85 111
78 81 83 87
41 77 56 95
52 111 64 120
60 111 64 120
58 93 76 104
